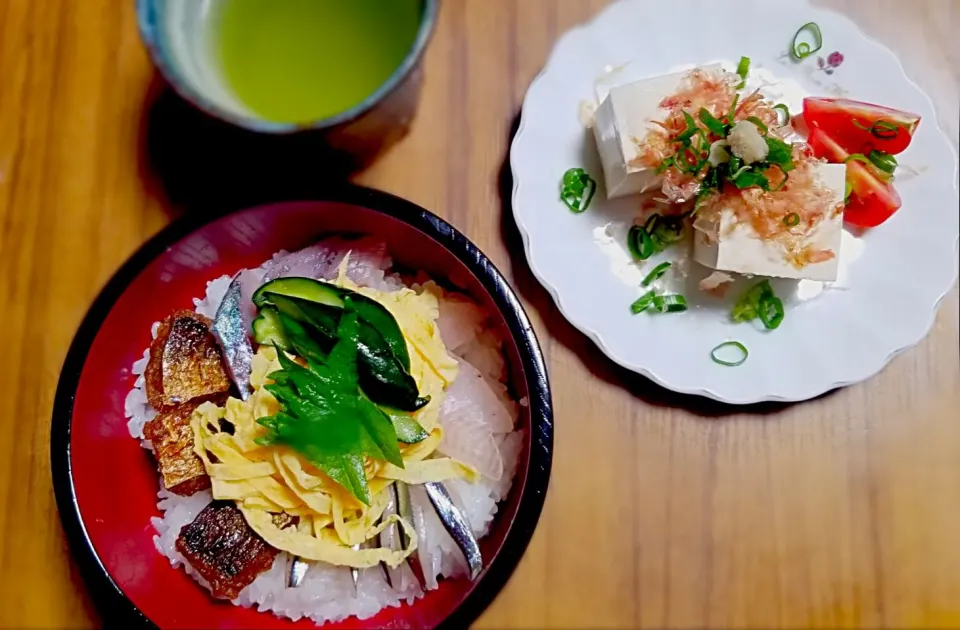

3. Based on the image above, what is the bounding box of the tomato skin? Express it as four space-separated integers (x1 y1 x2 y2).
806 127 903 228
803 97 921 155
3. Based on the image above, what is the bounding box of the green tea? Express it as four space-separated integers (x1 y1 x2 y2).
216 0 422 124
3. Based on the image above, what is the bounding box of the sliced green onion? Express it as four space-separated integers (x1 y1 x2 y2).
758 293 785 329
653 215 685 244
769 167 790 192
844 179 853 203
711 341 749 367
773 103 791 126
844 153 871 165
868 149 898 174
698 107 727 136
651 293 688 313
560 167 597 213
728 93 740 121
655 156 675 174
630 290 656 314
853 118 902 140
735 56 750 89
783 212 800 227
676 111 699 141
627 225 644 260
731 279 784 330
628 225 656 260
641 262 672 287
871 120 900 139
746 115 768 134
644 214 660 233
791 22 822 60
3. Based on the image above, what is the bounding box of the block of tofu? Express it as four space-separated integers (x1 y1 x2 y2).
143 401 212 496
145 310 231 411
693 164 846 281
592 64 722 199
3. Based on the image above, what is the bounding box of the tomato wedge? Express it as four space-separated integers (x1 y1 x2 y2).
807 127 902 228
803 97 921 155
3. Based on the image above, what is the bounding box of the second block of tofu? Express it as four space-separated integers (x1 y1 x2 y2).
592 64 722 199
693 163 847 282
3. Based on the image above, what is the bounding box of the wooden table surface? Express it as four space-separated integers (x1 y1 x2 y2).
1 0 958 628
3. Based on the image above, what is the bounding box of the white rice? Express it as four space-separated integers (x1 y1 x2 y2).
124 238 522 626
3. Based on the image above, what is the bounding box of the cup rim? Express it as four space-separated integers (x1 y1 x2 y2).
136 0 439 134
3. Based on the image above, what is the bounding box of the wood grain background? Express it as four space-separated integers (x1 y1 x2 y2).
0 0 958 628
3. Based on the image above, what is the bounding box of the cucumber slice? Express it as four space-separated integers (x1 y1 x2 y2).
253 277 410 369
251 307 290 350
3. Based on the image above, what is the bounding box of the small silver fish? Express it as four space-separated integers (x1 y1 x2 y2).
395 481 427 590
211 275 253 402
350 543 361 591
378 483 406 589
424 481 482 581
287 556 309 588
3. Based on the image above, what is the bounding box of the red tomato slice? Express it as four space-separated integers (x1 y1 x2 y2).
807 127 902 228
803 97 921 155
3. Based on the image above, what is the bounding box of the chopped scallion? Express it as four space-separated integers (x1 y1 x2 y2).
735 56 750 89
791 22 823 60
630 290 656 314
868 149 898 174
560 167 597 213
711 341 749 367
651 293 688 313
773 103 791 126
783 212 800 227
641 262 672 287
746 115 768 134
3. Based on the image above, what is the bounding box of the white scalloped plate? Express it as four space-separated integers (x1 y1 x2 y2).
511 0 959 404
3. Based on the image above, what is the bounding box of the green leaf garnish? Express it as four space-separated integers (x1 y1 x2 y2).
735 56 750 89
256 306 413 505
731 169 770 190
560 167 597 213
791 22 822 60
764 136 795 170
731 280 784 330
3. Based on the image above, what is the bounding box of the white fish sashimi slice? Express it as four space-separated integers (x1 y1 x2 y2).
260 237 391 287
437 358 514 480
437 296 486 353
439 414 503 481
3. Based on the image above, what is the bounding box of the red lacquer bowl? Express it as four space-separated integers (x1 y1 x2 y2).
51 187 553 629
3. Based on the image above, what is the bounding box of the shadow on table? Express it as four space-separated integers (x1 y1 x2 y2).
136 74 379 217
497 110 830 418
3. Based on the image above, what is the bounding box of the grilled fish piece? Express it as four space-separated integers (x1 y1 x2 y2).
142 401 211 496
145 310 231 411
176 501 279 600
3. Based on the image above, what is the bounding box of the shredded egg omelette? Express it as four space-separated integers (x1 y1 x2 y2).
190 265 478 569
